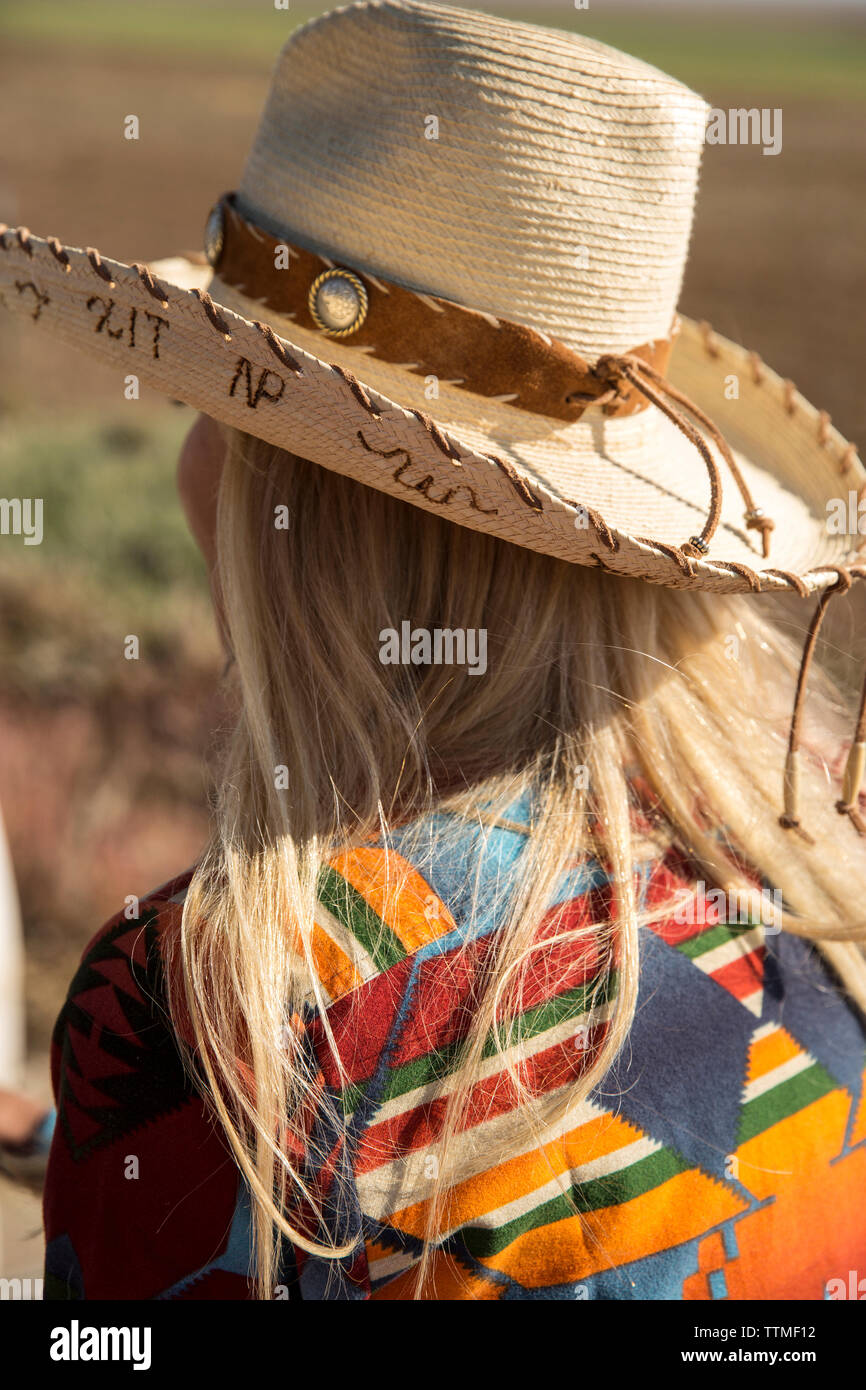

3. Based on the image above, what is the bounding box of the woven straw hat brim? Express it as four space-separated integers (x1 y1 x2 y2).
1 231 863 596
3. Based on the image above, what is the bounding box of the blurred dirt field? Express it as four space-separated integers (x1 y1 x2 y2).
0 2 865 1052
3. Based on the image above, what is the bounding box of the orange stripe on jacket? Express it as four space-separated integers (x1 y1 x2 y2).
327 847 456 952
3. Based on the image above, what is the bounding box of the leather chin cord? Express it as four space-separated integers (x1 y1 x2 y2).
775 566 866 843
570 353 776 562
573 356 866 841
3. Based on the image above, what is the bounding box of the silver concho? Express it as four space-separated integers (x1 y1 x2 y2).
203 202 225 269
308 268 368 337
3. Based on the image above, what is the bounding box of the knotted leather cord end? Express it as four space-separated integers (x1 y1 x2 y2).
778 750 815 842
834 665 866 834
836 798 866 836
840 740 866 810
780 569 866 842
779 582 835 841
778 814 816 845
782 746 800 818
744 508 774 559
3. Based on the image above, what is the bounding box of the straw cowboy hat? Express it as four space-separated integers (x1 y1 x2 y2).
1 0 864 832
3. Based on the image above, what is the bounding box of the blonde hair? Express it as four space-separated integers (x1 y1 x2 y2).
166 426 866 1299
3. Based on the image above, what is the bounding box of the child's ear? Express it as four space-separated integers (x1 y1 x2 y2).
176 414 225 573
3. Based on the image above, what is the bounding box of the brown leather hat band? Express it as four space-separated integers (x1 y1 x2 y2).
205 193 677 423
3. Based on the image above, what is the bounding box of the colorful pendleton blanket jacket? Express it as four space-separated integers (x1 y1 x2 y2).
44 787 866 1301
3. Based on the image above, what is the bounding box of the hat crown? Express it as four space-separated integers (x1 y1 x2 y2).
238 0 708 359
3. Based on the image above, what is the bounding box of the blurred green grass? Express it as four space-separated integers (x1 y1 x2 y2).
0 0 317 61
1 0 308 61
0 410 199 597
0 409 217 699
1 0 864 97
